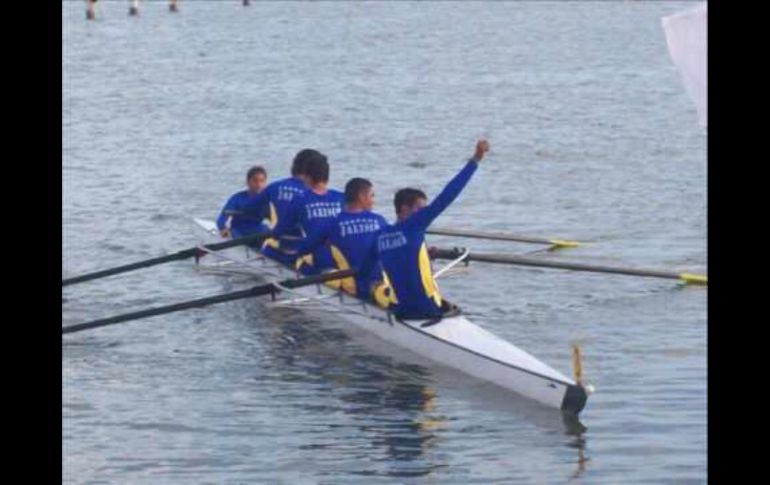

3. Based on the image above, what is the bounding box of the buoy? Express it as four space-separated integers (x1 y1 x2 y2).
129 0 140 16
86 0 97 20
169 0 178 12
243 0 251 6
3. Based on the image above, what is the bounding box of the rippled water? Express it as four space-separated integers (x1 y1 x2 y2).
63 1 706 483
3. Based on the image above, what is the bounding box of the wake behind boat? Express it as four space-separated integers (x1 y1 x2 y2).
192 217 591 415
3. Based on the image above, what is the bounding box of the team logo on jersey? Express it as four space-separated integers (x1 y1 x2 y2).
339 218 382 237
305 202 342 220
277 185 304 202
378 231 408 251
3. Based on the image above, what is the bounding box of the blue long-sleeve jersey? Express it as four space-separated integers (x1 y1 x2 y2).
238 176 309 264
285 189 345 273
216 190 270 237
368 159 479 318
239 176 308 234
295 209 389 297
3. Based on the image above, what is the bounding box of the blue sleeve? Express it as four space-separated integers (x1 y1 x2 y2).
216 193 240 230
273 194 301 237
295 223 330 257
405 160 478 231
355 232 381 299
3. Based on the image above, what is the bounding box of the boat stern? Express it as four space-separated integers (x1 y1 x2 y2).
560 383 589 415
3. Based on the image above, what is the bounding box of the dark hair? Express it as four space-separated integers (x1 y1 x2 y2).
344 177 373 204
303 152 330 184
246 165 267 181
292 148 324 177
394 188 427 213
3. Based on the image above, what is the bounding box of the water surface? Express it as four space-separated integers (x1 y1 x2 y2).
63 2 706 483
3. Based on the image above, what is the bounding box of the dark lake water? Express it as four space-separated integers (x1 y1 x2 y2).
63 1 706 483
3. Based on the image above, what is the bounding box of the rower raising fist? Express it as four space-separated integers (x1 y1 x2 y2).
473 139 490 163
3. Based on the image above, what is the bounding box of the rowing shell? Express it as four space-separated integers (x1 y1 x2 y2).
192 218 590 415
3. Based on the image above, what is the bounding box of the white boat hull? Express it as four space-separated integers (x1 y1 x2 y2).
192 218 588 414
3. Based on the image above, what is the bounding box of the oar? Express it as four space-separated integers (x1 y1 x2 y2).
427 227 583 249
62 232 272 287
223 210 266 222
432 248 707 285
62 269 356 335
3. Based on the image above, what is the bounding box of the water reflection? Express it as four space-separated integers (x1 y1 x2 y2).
252 303 592 480
341 375 447 477
563 413 589 481
257 308 449 477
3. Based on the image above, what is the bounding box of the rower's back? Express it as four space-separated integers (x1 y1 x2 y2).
238 149 321 264
325 209 389 296
373 141 488 319
284 151 345 274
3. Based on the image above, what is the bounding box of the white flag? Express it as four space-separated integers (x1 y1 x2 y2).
662 3 707 128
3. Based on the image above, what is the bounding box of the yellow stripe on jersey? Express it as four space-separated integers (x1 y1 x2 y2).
268 202 278 229
418 243 443 307
329 245 356 295
295 253 314 270
372 271 398 309
262 237 280 250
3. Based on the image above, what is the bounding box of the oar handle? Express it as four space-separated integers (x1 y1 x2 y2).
223 210 266 221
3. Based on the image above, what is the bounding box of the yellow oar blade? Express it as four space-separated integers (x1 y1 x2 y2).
572 343 583 385
679 273 708 285
550 239 582 249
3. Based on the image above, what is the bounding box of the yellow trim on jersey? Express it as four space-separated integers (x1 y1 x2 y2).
372 271 398 309
329 245 356 295
296 251 345 290
268 202 277 229
262 237 280 250
418 243 443 307
295 253 314 270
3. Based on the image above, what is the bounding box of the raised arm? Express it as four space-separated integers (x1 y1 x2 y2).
406 139 489 231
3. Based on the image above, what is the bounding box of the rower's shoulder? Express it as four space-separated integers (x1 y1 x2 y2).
228 189 249 200
329 188 345 200
271 176 300 188
378 219 399 232
373 212 389 226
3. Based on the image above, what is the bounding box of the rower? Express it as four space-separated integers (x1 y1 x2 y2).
280 154 345 275
238 149 317 264
216 166 269 239
294 177 389 295
366 139 490 319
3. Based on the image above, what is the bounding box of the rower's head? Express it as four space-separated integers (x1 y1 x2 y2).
394 188 427 221
246 165 267 194
345 177 374 211
292 149 322 182
303 151 330 189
